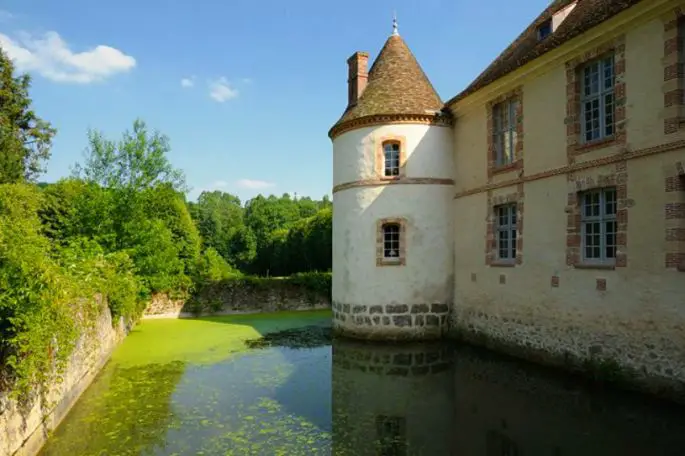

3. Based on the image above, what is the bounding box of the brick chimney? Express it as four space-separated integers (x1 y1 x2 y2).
347 51 369 106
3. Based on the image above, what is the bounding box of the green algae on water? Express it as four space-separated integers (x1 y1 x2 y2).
38 310 333 456
112 309 332 367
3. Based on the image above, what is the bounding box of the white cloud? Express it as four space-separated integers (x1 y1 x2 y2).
235 179 275 190
208 77 239 102
180 77 194 88
0 31 135 83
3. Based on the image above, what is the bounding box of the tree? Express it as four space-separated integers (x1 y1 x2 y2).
191 191 243 258
0 46 56 183
72 118 186 193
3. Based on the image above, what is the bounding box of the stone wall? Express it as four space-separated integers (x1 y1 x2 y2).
0 302 126 456
143 276 331 318
331 302 449 340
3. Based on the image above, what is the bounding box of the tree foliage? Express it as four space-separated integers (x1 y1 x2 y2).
72 118 186 193
0 46 56 183
0 101 334 406
188 190 332 276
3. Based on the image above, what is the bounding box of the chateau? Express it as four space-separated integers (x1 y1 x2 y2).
329 0 685 397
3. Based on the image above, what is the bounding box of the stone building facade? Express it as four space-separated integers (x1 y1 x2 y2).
329 0 685 399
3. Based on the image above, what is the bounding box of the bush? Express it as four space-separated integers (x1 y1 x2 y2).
0 184 80 400
194 247 241 285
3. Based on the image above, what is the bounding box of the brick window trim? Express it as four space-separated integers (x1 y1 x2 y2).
665 160 685 271
375 135 407 180
565 36 627 163
486 87 524 180
485 183 524 267
663 8 685 134
565 161 628 269
376 217 407 267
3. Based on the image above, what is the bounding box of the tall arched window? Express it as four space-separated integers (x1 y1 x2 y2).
383 141 401 177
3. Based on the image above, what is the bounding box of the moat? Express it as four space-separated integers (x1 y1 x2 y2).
38 310 685 455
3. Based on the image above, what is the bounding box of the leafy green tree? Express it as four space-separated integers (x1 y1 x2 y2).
0 46 56 183
141 184 202 274
72 118 186 193
39 179 117 250
194 247 240 284
121 218 188 294
228 225 258 270
191 190 243 258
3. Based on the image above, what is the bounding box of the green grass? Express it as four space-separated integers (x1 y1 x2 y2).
111 309 332 367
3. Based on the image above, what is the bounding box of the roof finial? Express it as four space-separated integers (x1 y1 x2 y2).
392 11 399 36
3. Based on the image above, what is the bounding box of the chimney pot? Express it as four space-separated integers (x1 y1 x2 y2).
347 51 369 107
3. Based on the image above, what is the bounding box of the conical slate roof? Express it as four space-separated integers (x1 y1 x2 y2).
329 34 445 138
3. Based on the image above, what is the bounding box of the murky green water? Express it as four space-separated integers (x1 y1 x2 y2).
39 310 685 456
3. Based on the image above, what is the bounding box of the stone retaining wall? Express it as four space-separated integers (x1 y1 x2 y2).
331 302 449 340
0 303 126 456
144 277 331 318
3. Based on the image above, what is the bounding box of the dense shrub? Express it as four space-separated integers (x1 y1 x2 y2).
194 247 241 284
0 185 83 399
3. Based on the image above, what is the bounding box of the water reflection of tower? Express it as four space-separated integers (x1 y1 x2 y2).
331 339 456 456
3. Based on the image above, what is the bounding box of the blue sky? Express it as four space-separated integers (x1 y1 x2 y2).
0 0 550 203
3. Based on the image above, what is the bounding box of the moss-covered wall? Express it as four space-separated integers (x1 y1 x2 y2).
0 303 126 456
144 274 332 318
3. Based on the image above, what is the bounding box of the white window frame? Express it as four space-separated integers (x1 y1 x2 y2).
580 54 615 143
492 99 518 167
495 204 517 262
383 142 400 177
382 223 401 260
580 187 617 265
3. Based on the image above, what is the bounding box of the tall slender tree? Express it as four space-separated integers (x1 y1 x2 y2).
0 46 56 183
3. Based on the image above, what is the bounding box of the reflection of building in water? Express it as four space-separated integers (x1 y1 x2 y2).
452 347 685 455
331 339 455 456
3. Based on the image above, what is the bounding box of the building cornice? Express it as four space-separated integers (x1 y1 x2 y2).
328 113 452 140
446 0 673 116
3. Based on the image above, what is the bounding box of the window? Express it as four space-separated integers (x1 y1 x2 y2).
495 204 517 262
537 19 552 40
382 223 401 259
492 99 518 167
383 141 401 177
376 218 406 266
580 55 615 143
580 188 617 264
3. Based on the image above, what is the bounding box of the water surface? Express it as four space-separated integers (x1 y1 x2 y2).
39 311 685 455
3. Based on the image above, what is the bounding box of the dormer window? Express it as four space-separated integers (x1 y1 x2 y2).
537 19 552 41
383 141 401 177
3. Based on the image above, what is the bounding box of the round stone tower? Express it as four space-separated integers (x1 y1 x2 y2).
328 21 454 340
